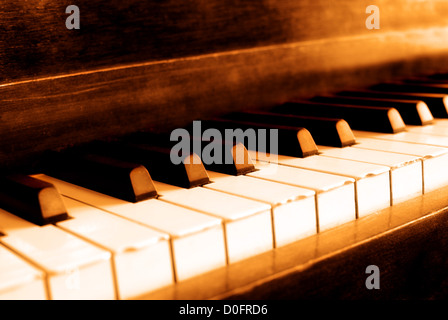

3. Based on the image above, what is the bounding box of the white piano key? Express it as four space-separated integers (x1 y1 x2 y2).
318 146 422 205
353 129 448 147
0 244 47 300
56 197 173 300
432 119 448 127
205 171 317 247
154 181 273 264
250 151 390 218
353 136 448 193
246 161 356 232
33 174 227 282
406 124 448 136
0 209 115 300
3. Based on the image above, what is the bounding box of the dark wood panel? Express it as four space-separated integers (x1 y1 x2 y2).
2 0 448 167
2 26 448 169
1 0 448 83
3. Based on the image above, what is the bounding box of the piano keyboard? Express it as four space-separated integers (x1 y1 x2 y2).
2 75 448 300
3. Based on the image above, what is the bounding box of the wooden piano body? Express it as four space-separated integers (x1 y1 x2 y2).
2 0 448 299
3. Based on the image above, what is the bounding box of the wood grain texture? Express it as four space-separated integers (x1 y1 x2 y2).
1 0 448 167
1 0 448 83
2 27 448 169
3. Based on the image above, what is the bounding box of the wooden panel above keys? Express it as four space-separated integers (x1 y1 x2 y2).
3 0 448 84
2 1 448 169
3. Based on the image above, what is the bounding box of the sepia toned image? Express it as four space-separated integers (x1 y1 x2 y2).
1 0 448 304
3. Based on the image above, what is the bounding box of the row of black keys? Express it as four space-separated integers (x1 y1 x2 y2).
2 73 448 228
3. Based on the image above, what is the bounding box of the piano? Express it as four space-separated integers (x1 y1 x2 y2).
2 0 448 300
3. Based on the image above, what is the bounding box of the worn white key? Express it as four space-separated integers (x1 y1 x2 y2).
205 171 317 247
353 136 448 193
154 181 273 264
250 151 390 218
0 209 115 300
246 161 356 232
33 174 227 282
406 124 448 136
353 130 448 147
57 197 173 300
0 244 47 300
318 146 422 205
432 119 448 127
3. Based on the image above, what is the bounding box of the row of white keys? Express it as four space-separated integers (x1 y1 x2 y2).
153 181 273 264
0 209 115 300
204 171 317 248
33 174 227 283
0 244 46 300
353 129 448 193
250 150 390 218
56 197 173 300
0 189 174 300
244 160 356 232
39 173 271 267
352 136 448 193
317 145 422 204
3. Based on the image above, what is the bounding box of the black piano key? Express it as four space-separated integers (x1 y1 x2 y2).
0 174 69 226
370 82 448 95
40 151 158 202
207 141 256 176
427 73 448 81
335 90 448 119
195 118 319 158
311 95 434 126
84 141 210 189
272 101 406 134
399 76 448 86
220 111 356 148
129 131 256 176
